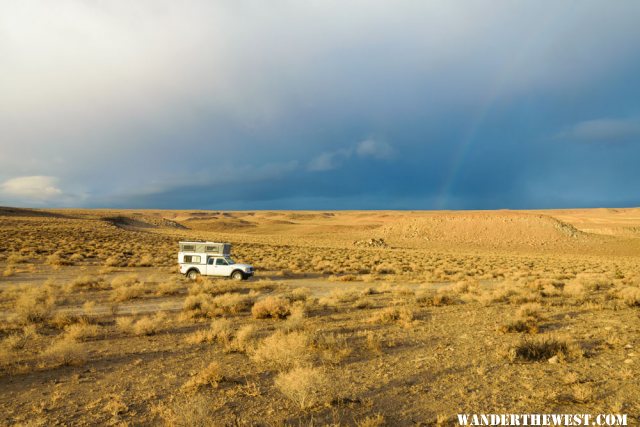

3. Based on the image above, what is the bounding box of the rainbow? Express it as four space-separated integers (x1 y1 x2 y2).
435 7 566 209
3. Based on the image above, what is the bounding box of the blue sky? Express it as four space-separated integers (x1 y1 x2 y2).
1 1 639 209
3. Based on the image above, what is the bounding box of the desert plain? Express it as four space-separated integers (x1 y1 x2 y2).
0 207 639 425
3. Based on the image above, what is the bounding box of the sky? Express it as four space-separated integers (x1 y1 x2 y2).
1 1 640 210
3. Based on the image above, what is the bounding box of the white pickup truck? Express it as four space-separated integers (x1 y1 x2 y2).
178 241 254 280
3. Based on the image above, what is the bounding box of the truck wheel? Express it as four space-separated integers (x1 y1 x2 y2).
231 270 244 281
187 269 200 280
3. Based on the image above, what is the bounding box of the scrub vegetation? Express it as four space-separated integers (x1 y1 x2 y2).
0 207 639 425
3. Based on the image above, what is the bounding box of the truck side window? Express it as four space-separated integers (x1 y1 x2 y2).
208 257 214 265
216 258 228 266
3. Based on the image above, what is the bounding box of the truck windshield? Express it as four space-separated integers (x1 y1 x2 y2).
225 257 235 264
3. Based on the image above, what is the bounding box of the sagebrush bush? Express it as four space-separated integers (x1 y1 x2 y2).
156 280 182 296
327 288 359 304
67 275 107 292
275 366 331 409
14 288 54 324
432 293 457 306
500 319 538 334
313 332 352 364
46 252 73 266
159 394 215 426
64 323 100 342
282 301 307 331
104 256 122 267
212 292 255 314
353 297 373 309
42 336 86 367
508 336 581 362
116 314 165 336
183 293 214 312
182 361 225 392
232 325 259 353
517 303 543 320
356 414 386 427
111 274 140 288
0 326 39 365
251 296 291 319
563 281 587 299
110 278 146 302
137 254 154 267
185 318 234 347
116 316 134 332
7 253 29 264
618 287 640 307
183 292 255 318
132 313 166 336
289 287 311 301
251 330 311 370
50 312 83 329
369 306 414 325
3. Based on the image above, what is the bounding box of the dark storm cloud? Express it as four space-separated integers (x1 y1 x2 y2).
1 1 640 208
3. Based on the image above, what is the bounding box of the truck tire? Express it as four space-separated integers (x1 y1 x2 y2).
186 269 200 280
231 270 244 281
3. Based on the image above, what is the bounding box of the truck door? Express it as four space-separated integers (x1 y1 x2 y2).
214 257 232 276
206 256 216 275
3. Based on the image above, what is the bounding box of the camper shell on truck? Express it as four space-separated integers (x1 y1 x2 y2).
178 241 254 281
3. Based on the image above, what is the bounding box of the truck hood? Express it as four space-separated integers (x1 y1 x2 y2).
233 263 253 270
